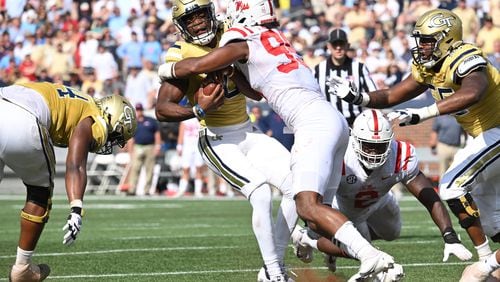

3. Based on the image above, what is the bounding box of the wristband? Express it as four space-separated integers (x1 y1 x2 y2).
360 92 370 107
418 103 440 121
192 104 206 119
442 227 460 244
158 62 177 80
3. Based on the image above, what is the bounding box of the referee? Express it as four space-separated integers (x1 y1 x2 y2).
313 29 377 126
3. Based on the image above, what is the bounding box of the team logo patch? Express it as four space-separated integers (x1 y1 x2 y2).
346 174 357 184
428 14 455 28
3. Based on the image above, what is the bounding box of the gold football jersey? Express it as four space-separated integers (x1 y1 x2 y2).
165 28 248 127
16 82 108 151
412 44 500 137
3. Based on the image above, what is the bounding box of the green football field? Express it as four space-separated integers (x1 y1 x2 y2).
0 195 475 281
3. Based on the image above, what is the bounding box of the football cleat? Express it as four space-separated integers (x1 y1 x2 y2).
375 263 405 282
324 254 337 272
257 265 295 282
348 251 395 282
459 261 491 282
291 225 313 263
9 263 50 282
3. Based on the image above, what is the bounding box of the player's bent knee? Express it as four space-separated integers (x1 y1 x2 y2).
22 184 52 223
446 193 480 229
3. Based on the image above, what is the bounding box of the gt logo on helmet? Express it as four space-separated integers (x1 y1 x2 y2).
429 14 454 28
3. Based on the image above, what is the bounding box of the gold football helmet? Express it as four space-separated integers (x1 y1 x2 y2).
172 0 218 45
411 9 463 68
95 95 137 154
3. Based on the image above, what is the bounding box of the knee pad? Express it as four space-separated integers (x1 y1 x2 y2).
21 185 52 223
446 193 480 229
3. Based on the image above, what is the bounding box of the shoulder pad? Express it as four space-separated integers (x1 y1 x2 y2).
457 54 487 77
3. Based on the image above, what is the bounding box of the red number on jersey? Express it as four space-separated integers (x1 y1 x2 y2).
260 30 306 73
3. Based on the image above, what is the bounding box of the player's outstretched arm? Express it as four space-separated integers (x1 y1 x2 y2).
406 172 472 261
158 41 249 80
62 118 94 245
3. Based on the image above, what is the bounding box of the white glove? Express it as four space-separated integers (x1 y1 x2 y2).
326 75 367 106
62 212 82 245
443 243 473 262
387 103 440 126
158 62 177 81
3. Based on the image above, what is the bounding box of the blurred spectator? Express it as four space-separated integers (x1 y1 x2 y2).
0 47 20 69
384 64 404 87
142 33 162 66
249 104 264 129
313 29 377 126
476 15 500 55
78 30 98 70
81 68 103 98
91 44 118 82
124 66 154 109
344 0 374 48
302 46 324 69
116 17 143 44
429 116 466 177
18 53 37 81
116 31 143 72
108 6 127 38
174 118 205 198
47 42 74 78
452 0 479 43
127 103 161 196
36 68 53 83
487 39 500 70
372 0 399 36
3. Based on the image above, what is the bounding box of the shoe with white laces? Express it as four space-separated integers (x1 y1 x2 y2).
324 254 337 272
9 263 50 282
459 261 491 282
348 251 395 282
257 265 295 282
291 226 313 263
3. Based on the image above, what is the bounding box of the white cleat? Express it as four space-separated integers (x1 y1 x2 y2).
375 263 405 282
9 263 50 282
291 226 313 263
459 261 492 282
324 254 337 272
349 251 395 282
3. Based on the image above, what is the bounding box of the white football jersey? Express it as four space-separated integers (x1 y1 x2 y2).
219 26 324 127
335 138 419 217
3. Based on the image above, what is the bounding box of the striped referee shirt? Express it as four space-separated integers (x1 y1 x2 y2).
313 56 377 126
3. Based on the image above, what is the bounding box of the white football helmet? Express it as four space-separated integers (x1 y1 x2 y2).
351 109 394 170
172 0 218 46
226 0 277 27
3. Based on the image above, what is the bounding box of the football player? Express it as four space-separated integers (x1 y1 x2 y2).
157 0 402 280
291 109 472 281
327 9 500 281
155 0 298 280
0 82 137 281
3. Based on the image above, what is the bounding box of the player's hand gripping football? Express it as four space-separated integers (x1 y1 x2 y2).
326 75 364 105
195 77 225 113
62 207 83 245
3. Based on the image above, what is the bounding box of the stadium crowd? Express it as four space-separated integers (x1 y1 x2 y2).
0 0 499 196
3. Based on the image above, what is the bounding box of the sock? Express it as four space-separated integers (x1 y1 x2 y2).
274 194 298 261
334 221 378 260
15 247 33 265
485 251 500 273
249 184 280 276
475 238 492 260
302 231 319 250
194 179 203 195
177 179 188 196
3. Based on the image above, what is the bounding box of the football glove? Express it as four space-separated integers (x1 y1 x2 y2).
62 207 82 246
326 75 368 106
387 104 440 126
443 243 473 262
